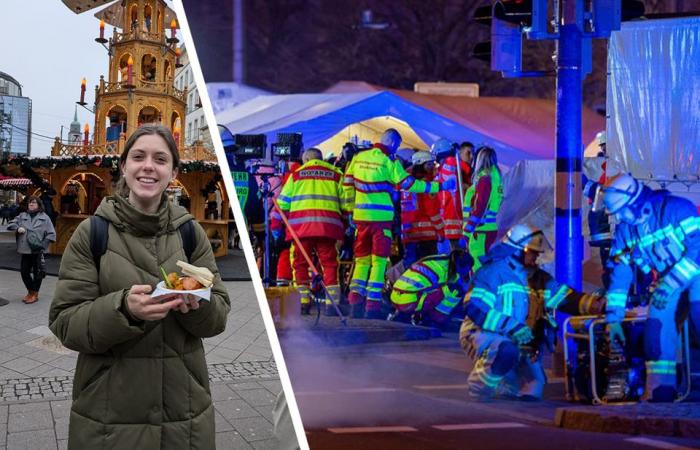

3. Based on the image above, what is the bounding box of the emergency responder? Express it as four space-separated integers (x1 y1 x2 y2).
277 148 344 316
582 131 612 288
434 138 469 253
401 151 444 266
602 173 700 402
460 224 605 400
464 147 503 272
334 142 359 173
391 249 472 327
459 141 476 175
342 129 450 319
270 159 301 285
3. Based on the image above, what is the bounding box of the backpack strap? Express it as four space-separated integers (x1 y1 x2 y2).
179 219 196 262
89 215 109 273
90 217 196 271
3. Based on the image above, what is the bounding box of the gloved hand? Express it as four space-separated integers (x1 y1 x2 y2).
271 229 282 242
440 177 457 191
650 281 676 310
588 294 608 316
606 322 626 345
510 325 534 345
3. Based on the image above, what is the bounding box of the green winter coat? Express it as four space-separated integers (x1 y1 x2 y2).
49 194 231 450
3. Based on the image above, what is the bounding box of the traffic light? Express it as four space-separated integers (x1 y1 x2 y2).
494 0 549 39
472 3 523 73
588 0 645 38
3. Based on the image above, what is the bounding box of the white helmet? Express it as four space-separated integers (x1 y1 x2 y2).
602 173 643 214
596 130 606 145
411 151 434 166
503 224 552 253
395 148 414 165
431 138 454 160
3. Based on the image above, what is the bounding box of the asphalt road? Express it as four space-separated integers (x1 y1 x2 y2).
282 333 700 450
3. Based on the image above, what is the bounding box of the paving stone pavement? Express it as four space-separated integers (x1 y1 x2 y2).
0 268 289 450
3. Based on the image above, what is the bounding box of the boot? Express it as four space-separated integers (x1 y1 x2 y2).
350 302 365 319
298 285 311 315
324 285 341 317
24 291 38 304
22 291 32 302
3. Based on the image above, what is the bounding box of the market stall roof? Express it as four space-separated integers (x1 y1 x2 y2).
217 87 604 167
0 178 36 188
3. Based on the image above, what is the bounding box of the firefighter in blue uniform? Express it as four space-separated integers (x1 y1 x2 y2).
603 173 700 402
460 224 605 400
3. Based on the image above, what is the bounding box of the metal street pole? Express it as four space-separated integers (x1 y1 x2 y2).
554 0 584 290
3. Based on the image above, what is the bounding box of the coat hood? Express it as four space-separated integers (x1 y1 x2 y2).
95 194 193 237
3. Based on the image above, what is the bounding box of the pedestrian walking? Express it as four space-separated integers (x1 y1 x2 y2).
49 124 231 449
7 195 55 304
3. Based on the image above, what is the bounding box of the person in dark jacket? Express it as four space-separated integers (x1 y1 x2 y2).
460 224 605 400
8 195 56 304
49 124 231 449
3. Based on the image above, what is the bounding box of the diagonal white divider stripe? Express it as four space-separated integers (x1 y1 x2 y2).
328 426 418 434
625 437 697 450
433 422 528 431
413 384 470 390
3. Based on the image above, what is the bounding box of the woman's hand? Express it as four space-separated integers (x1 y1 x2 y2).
126 285 183 321
17 227 26 234
174 294 200 314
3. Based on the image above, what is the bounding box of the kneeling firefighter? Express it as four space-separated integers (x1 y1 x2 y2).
460 224 605 400
602 174 700 402
390 250 473 327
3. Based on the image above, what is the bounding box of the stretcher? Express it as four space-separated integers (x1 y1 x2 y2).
563 313 691 404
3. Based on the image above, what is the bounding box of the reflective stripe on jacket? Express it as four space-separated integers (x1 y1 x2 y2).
438 156 471 240
606 190 700 322
341 145 438 222
277 159 344 241
463 247 583 336
391 256 460 314
464 166 503 234
401 174 443 243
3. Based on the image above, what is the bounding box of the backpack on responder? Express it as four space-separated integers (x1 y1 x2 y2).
89 215 196 272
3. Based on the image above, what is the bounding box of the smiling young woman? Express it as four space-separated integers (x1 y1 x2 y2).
49 124 231 449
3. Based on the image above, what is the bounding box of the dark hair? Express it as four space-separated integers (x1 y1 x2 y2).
25 195 44 213
459 141 474 149
117 124 180 196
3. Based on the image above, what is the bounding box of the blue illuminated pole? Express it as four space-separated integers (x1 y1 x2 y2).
554 0 583 290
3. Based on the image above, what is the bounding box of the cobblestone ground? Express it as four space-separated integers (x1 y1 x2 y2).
0 361 278 403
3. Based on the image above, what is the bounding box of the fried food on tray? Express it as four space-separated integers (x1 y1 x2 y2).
166 272 204 291
160 262 214 291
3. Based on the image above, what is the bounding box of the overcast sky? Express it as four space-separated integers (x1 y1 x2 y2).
0 0 176 157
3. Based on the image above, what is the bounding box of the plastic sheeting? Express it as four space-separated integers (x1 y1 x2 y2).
498 158 610 273
607 17 700 180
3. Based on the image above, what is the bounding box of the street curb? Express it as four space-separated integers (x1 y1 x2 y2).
555 406 700 439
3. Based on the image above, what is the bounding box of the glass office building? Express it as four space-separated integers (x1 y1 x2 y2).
0 71 32 156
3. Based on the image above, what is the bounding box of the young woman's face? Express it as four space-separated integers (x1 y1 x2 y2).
121 134 177 208
27 200 39 212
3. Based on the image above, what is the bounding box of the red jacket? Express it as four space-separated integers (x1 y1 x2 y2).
271 162 301 232
401 173 443 243
438 156 472 240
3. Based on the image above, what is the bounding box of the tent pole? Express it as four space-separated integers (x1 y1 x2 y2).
554 0 584 290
